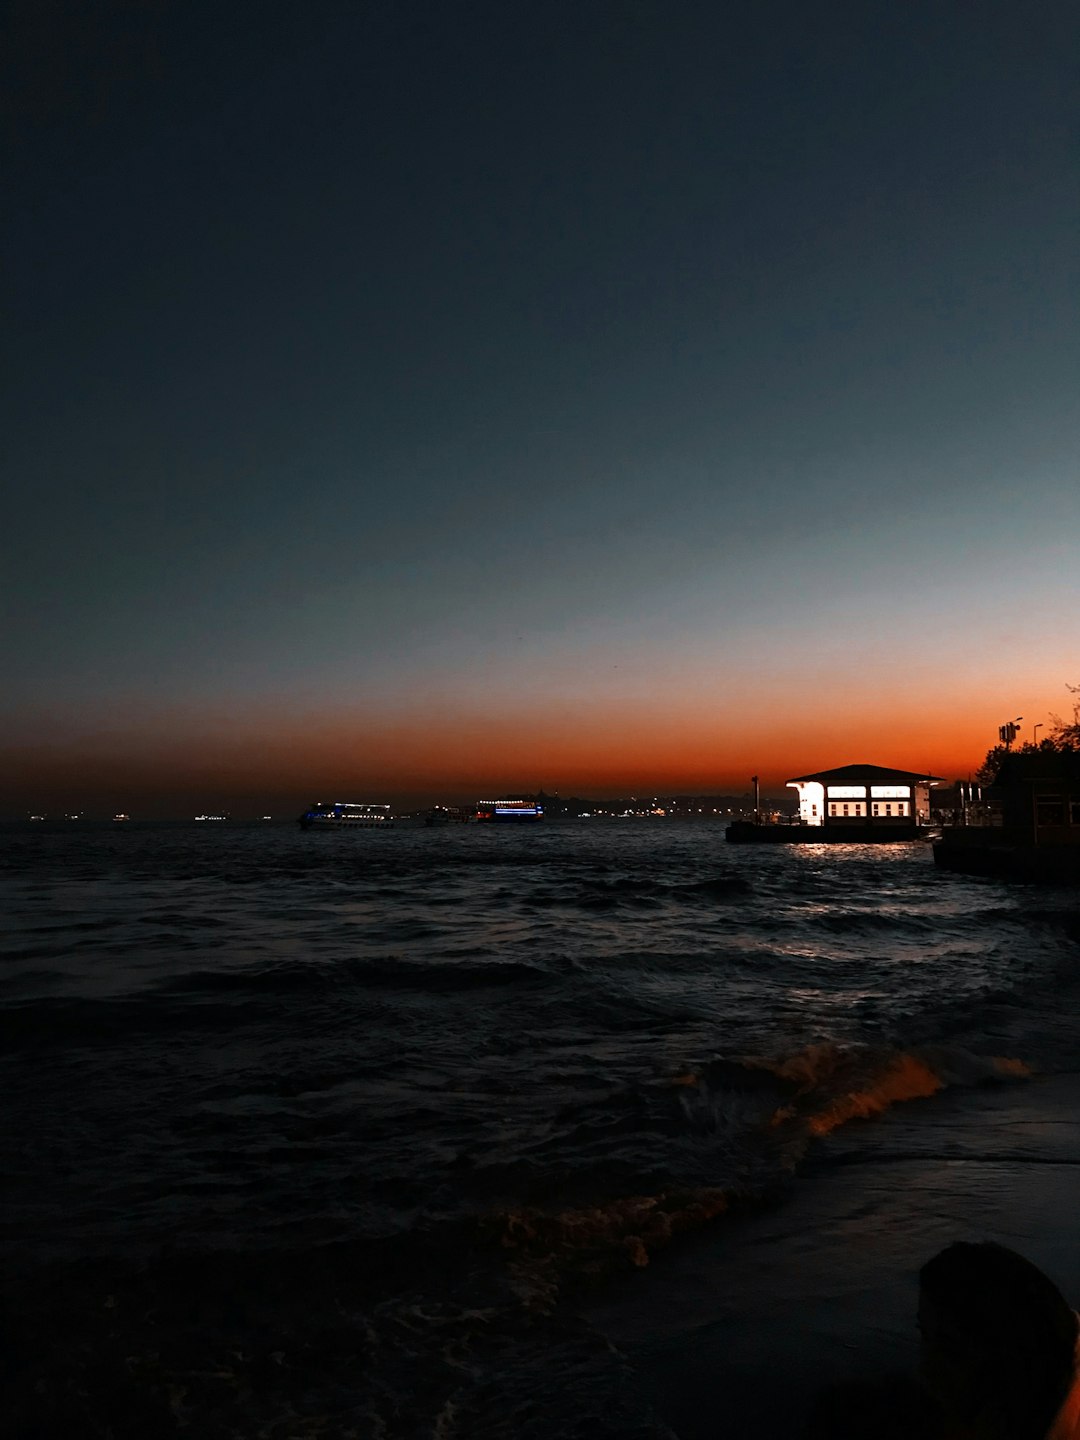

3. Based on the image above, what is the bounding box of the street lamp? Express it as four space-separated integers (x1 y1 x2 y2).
998 717 1023 750
1033 722 1043 747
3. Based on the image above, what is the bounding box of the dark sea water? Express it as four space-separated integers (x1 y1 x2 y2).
2 821 1079 1437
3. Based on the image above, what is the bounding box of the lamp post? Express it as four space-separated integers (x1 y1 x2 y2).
999 717 1023 751
1033 723 1043 747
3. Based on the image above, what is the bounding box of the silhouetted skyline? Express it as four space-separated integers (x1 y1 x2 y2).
4 1 1078 815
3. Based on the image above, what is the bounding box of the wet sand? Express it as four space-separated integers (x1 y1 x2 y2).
583 1074 1080 1439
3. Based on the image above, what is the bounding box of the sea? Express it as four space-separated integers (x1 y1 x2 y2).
2 820 1079 1438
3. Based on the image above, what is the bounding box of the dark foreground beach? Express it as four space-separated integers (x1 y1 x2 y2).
584 1072 1080 1439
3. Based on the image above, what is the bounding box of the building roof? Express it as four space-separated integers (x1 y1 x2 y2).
786 763 947 786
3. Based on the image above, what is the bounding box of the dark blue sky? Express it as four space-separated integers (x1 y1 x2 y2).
4 1 1078 811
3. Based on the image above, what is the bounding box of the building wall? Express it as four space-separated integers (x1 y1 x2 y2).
788 781 825 825
989 754 1080 848
825 782 910 824
788 774 930 827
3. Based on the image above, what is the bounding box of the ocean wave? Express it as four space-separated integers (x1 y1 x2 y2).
479 1039 1035 1293
149 953 554 997
0 956 557 1047
0 1226 677 1440
0 993 245 1047
0 1032 1041 1440
670 873 754 900
742 1039 1031 1137
3 823 1076 1437
521 870 755 914
808 909 948 935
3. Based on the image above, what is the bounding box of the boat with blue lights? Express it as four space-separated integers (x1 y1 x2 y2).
474 798 544 822
297 802 395 830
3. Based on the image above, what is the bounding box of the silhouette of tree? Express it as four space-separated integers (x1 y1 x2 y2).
1048 681 1080 748
975 745 1009 785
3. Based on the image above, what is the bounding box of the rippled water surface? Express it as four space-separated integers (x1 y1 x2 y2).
2 821 1078 1435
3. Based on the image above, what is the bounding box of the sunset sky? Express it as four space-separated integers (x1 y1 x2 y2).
4 1 1078 815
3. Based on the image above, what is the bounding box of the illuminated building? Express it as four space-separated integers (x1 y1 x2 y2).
727 763 944 843
786 764 943 834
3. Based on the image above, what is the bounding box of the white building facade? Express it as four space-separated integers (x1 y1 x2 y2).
786 764 944 832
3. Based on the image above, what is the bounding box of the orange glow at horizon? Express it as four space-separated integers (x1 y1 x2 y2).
4 674 1069 812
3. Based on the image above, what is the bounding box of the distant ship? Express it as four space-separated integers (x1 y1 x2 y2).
474 799 544 822
297 802 394 830
390 805 474 827
113 814 131 823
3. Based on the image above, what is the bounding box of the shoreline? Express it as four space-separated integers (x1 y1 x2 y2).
582 1072 1080 1439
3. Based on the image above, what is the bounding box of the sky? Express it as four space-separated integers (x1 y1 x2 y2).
3 0 1078 815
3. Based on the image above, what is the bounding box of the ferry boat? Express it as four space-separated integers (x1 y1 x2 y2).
393 805 475 827
297 801 395 830
474 798 544 822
